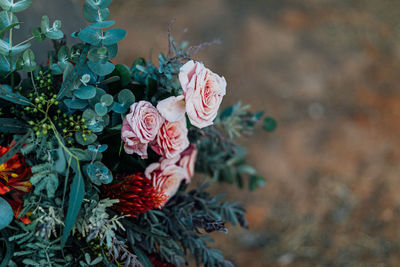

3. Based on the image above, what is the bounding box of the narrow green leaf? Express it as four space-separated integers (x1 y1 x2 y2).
0 131 30 165
57 45 89 99
61 167 85 247
0 229 14 266
0 118 28 133
131 246 153 267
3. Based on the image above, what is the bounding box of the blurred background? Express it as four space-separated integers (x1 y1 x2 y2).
20 0 400 266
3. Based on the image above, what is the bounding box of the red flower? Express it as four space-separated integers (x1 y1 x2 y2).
149 255 176 267
102 174 168 217
0 146 32 223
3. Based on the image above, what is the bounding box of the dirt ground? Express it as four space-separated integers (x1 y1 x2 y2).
108 1 400 266
20 0 400 266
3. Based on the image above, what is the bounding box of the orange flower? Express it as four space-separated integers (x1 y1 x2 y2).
0 146 32 223
102 174 167 217
0 147 32 194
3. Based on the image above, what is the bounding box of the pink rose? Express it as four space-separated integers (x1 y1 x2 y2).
178 144 197 179
121 101 164 159
156 95 186 122
151 118 190 159
145 157 189 198
180 60 226 128
156 60 226 128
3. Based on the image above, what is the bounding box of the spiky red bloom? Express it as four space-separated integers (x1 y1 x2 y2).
149 255 176 267
102 174 168 217
0 146 32 223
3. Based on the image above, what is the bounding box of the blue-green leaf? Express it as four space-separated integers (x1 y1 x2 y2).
111 102 127 113
57 45 90 99
73 85 96 100
118 89 135 108
89 20 114 29
75 131 97 145
0 118 28 133
105 44 117 59
41 15 63 40
0 11 20 35
22 48 36 72
85 0 112 9
78 27 101 45
0 0 32 12
102 28 126 46
94 102 107 116
84 161 112 185
0 84 32 106
64 98 88 109
83 3 109 23
87 61 114 76
100 94 113 106
0 39 30 56
61 168 85 247
0 197 12 230
87 46 108 63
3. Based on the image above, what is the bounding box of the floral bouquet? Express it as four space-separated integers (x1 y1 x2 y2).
0 0 275 266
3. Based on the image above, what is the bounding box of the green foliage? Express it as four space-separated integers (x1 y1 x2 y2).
40 15 63 39
0 0 32 13
125 184 246 266
0 84 32 105
0 118 27 133
30 163 59 198
61 165 85 247
0 0 275 266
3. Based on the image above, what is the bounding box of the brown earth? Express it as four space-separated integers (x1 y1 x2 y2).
108 0 400 266
21 0 400 266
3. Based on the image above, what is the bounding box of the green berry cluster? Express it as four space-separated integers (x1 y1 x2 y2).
21 71 90 145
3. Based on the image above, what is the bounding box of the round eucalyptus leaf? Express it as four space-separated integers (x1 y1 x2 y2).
88 47 108 63
88 144 108 153
75 131 97 146
88 61 115 76
118 89 135 108
78 27 101 46
83 4 110 23
88 88 106 106
83 108 96 120
0 197 13 230
22 49 36 72
95 103 108 116
100 94 113 106
64 98 88 110
86 0 112 9
73 85 97 100
102 28 126 46
111 102 127 114
89 20 115 29
84 161 113 186
105 44 118 59
41 15 63 40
